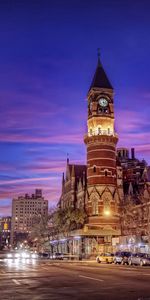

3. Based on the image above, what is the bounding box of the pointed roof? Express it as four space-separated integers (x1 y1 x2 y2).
89 54 113 91
68 164 87 179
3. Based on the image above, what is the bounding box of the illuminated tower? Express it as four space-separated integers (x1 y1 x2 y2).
84 53 120 231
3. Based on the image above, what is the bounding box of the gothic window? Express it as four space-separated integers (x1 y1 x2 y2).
78 198 83 208
93 166 96 173
104 198 110 214
98 127 101 135
92 198 98 215
98 107 109 114
105 170 108 176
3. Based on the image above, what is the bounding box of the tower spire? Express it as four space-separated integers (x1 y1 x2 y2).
67 153 69 165
88 51 113 91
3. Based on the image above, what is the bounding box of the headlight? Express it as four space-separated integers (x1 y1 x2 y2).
21 252 30 258
15 253 20 258
7 253 12 258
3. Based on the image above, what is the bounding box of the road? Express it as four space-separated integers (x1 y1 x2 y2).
0 258 150 300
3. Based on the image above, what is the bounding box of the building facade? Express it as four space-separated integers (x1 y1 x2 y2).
11 189 48 246
57 57 122 257
0 216 11 249
55 56 150 257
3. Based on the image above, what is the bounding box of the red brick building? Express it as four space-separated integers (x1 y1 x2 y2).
56 56 150 257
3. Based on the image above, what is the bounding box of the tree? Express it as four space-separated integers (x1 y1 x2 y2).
29 211 53 252
52 207 87 235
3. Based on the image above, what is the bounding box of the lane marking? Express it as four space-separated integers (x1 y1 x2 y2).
42 267 50 271
79 275 104 282
12 279 21 285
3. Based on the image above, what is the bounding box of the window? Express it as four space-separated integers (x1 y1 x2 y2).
93 166 96 173
105 171 108 176
108 128 110 135
92 198 98 215
90 128 92 136
98 127 101 135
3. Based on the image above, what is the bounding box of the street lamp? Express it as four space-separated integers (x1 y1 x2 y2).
104 209 111 216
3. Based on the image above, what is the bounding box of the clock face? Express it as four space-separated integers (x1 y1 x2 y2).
98 98 108 107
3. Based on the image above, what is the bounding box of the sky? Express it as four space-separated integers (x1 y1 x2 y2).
0 0 150 216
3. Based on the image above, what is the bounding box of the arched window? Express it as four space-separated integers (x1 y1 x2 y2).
92 198 98 215
105 170 108 177
98 127 101 135
93 166 96 173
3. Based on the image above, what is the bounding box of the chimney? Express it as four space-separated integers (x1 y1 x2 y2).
131 148 135 160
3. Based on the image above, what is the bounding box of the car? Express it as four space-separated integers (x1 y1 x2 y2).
128 253 150 266
96 253 114 264
114 251 131 265
53 253 64 260
39 252 49 258
50 253 76 260
6 250 38 260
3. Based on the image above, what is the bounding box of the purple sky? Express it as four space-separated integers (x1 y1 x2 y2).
0 0 150 216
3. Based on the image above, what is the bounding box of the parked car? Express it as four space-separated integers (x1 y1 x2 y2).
128 253 150 266
114 251 131 265
50 253 78 260
52 253 64 260
96 253 114 264
39 252 49 258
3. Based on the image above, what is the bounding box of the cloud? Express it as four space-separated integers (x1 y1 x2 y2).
0 205 11 216
0 176 58 186
116 109 150 160
116 109 150 132
0 131 83 145
0 97 150 216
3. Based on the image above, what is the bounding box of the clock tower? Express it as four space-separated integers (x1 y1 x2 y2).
84 54 121 232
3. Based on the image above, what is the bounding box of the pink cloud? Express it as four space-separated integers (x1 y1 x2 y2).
0 132 83 144
116 109 150 132
0 205 11 216
0 176 58 186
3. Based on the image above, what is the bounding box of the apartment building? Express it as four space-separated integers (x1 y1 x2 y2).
11 189 48 246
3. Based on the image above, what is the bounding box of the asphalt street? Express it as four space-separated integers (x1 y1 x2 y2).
0 258 150 300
